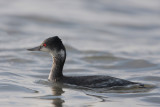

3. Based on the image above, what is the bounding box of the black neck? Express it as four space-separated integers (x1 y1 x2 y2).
48 50 66 81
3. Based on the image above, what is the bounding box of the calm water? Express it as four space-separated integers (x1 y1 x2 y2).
0 0 160 107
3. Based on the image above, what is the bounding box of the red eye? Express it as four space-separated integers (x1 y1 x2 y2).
43 43 47 47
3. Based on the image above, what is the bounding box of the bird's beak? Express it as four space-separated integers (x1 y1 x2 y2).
27 46 41 51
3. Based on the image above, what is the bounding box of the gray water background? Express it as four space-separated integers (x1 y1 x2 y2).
0 0 160 107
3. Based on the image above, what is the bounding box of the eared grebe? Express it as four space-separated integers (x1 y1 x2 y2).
28 36 143 88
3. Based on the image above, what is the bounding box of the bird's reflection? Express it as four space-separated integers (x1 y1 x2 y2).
51 83 65 107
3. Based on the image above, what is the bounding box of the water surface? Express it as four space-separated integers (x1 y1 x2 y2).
0 0 160 107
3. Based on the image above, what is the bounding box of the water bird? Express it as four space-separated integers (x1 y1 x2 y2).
28 36 144 88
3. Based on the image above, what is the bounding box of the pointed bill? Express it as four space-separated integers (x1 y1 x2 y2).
27 46 41 51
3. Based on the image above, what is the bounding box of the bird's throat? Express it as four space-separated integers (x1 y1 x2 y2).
48 56 64 81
